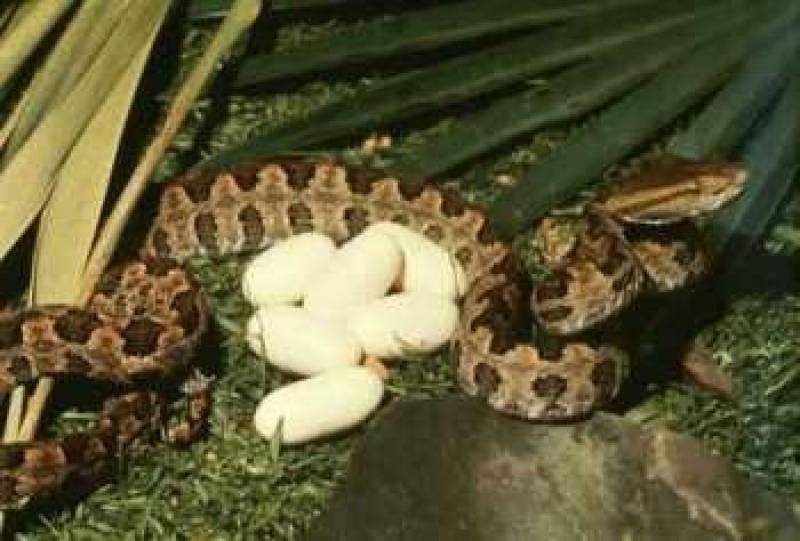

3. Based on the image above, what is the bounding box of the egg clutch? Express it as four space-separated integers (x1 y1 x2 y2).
241 223 466 445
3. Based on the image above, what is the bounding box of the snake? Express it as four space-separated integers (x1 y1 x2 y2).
0 155 745 508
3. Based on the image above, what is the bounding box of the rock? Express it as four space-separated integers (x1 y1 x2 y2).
306 397 800 541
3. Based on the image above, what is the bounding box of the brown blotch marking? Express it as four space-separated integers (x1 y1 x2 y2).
281 160 316 189
288 201 313 233
171 290 202 333
423 223 445 243
59 434 97 463
344 206 370 236
53 310 102 343
121 319 165 356
0 314 23 348
64 352 93 374
536 305 572 323
473 362 501 395
440 188 466 217
397 180 423 200
149 228 171 258
611 270 635 294
348 169 377 195
8 355 33 381
532 374 568 399
590 359 618 402
390 212 410 226
535 278 568 301
194 212 219 251
0 446 24 469
238 204 266 249
470 292 518 353
585 212 611 240
0 475 19 500
599 250 628 275
141 258 179 277
230 167 259 191
477 223 495 244
179 172 217 204
94 268 123 296
455 246 472 268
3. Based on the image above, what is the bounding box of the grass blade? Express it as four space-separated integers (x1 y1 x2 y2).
196 0 724 171
384 1 756 182
0 0 172 263
487 1 787 239
233 0 650 87
0 0 76 89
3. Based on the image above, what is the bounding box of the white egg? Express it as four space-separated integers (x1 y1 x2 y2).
348 292 458 358
242 232 336 307
368 222 467 299
253 366 384 445
303 227 403 320
246 305 362 376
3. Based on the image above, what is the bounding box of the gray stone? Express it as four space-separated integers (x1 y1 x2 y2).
306 397 799 541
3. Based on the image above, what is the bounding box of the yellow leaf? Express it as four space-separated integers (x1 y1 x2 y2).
4 0 132 159
31 5 169 305
0 0 173 263
81 0 263 299
0 0 76 89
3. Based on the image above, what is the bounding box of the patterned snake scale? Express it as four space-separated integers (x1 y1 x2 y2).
0 155 742 508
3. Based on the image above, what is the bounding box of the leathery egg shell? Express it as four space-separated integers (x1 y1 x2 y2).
253 366 384 445
368 222 467 299
348 292 458 357
303 227 403 320
246 305 362 376
242 232 336 307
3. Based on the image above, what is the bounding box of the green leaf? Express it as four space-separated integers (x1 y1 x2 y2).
384 0 754 182
707 63 800 263
667 15 800 161
197 0 723 171
487 1 787 239
233 0 650 87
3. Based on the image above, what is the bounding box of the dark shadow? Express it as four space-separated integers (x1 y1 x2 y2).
612 237 798 411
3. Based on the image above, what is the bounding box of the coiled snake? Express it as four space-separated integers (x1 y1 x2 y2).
0 156 745 508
